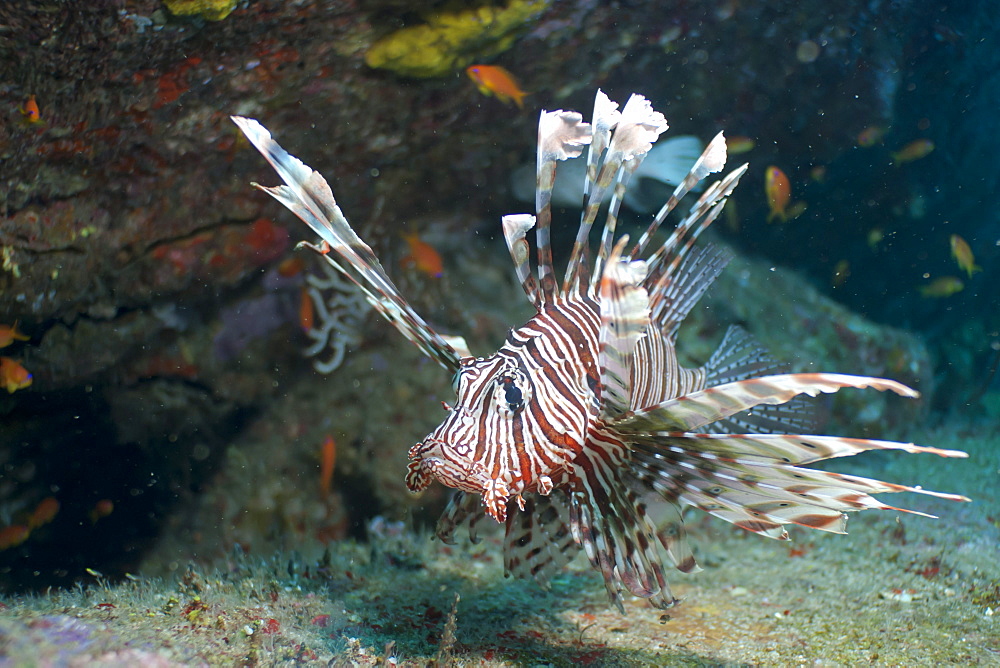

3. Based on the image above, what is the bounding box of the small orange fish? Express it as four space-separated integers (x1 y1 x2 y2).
831 259 851 288
400 232 444 278
765 166 791 223
0 357 32 393
856 126 886 147
785 200 808 220
949 234 981 278
726 136 755 154
320 435 336 495
919 276 963 298
867 228 885 251
299 286 315 332
28 497 59 530
277 256 306 277
0 524 30 551
465 65 527 109
891 139 934 165
21 95 41 124
0 321 29 348
90 499 115 524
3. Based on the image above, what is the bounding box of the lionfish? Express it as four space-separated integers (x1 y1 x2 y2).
232 90 968 612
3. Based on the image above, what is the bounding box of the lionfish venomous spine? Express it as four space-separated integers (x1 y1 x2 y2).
233 90 968 612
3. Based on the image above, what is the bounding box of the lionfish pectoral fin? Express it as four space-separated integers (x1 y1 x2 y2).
232 116 465 374
568 452 679 612
641 496 701 573
435 491 485 545
502 491 580 587
627 431 968 542
612 373 920 434
598 237 651 419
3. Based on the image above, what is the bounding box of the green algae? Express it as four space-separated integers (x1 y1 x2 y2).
1 418 996 665
364 0 551 78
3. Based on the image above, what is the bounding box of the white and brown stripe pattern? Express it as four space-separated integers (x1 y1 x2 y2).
235 90 969 614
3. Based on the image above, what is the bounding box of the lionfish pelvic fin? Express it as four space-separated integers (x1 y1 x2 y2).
232 116 469 373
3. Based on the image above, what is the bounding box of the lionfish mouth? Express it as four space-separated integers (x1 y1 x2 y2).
405 440 485 496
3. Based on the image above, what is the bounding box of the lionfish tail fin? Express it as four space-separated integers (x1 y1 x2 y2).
627 431 968 540
598 237 651 418
232 116 468 373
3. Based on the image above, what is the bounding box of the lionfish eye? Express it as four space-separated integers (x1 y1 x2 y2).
499 376 524 412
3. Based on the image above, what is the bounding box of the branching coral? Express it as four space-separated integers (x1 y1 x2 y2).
303 262 371 374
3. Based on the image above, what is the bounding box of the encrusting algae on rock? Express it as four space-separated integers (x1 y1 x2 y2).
163 0 237 22
364 0 550 78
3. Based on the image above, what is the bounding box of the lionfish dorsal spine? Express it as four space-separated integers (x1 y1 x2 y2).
533 109 594 308
586 94 668 295
231 116 469 374
562 90 621 298
597 236 651 418
501 213 540 306
629 131 729 261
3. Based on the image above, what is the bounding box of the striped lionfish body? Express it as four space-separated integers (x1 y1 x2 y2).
233 90 968 611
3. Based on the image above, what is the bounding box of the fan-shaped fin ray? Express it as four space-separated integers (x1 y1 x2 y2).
703 326 821 434
503 491 580 587
613 373 919 434
568 459 678 612
232 116 467 373
630 131 729 260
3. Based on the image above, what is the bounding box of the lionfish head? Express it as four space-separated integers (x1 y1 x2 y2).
406 332 590 524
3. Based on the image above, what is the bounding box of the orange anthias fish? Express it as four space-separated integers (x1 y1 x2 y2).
465 65 527 109
891 139 934 165
0 322 29 348
765 165 791 223
400 232 444 278
28 497 60 530
90 499 115 524
320 435 336 495
0 357 31 393
919 276 963 298
856 126 886 147
0 525 30 551
949 234 981 278
21 95 41 124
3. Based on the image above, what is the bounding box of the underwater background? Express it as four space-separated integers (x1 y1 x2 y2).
0 0 997 665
